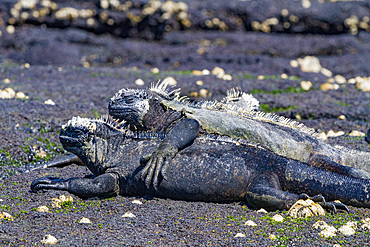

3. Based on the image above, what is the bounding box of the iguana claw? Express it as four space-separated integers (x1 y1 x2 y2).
140 142 178 190
31 177 68 192
299 193 349 213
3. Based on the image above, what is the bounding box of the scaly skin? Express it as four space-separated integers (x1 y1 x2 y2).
108 81 370 185
31 116 370 211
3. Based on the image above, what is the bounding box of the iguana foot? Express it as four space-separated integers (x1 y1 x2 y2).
31 177 68 192
141 142 178 190
299 193 349 213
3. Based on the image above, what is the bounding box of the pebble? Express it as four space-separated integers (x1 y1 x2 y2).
334 75 347 84
281 73 288 79
319 225 337 238
326 130 345 137
222 74 233 81
0 88 16 99
199 89 208 97
211 67 225 76
288 199 325 218
356 76 370 92
271 214 284 222
256 208 267 213
234 233 246 238
244 220 257 226
317 132 328 141
0 212 14 221
37 206 50 213
195 80 204 86
320 82 339 91
192 70 203 76
361 218 370 230
3 78 11 83
257 75 265 80
320 68 333 77
79 217 92 223
41 234 58 245
15 92 28 99
132 199 142 204
300 81 312 91
151 68 159 74
164 76 177 86
202 69 210 75
122 212 136 218
349 130 365 137
135 79 145 86
268 234 276 240
52 195 73 208
337 115 346 120
290 60 299 68
338 221 357 236
297 56 322 73
44 99 56 105
312 220 329 230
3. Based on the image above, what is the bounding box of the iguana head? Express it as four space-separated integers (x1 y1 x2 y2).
109 80 181 129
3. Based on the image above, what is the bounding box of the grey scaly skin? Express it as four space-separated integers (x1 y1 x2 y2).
108 80 370 186
31 116 370 211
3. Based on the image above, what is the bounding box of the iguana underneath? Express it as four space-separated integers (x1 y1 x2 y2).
108 80 370 187
31 116 370 211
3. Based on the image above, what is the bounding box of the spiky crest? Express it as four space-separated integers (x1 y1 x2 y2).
63 115 165 140
170 97 318 137
149 80 181 100
224 88 260 111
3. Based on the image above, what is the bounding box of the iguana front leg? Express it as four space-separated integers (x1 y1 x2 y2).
141 118 200 189
31 173 119 198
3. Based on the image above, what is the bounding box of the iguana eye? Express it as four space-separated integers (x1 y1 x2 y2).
125 97 135 104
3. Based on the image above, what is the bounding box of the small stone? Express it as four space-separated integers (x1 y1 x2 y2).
190 91 198 97
327 78 335 83
334 75 347 84
1 88 16 99
320 82 339 91
44 99 55 105
281 73 288 79
356 77 370 92
164 76 177 86
79 217 92 224
317 132 328 141
192 70 203 76
257 208 268 213
300 81 312 91
58 67 63 72
349 130 365 137
338 221 357 236
268 234 276 240
297 56 322 73
257 75 265 80
234 233 246 238
135 79 145 86
320 68 333 77
15 92 28 99
313 220 329 230
327 130 345 138
222 74 233 81
202 69 210 75
288 199 325 218
272 214 284 222
337 115 346 120
319 226 337 238
195 80 204 86
37 206 50 213
333 244 341 247
244 220 257 226
347 78 356 84
3 78 11 83
132 199 142 205
41 234 58 244
0 212 14 221
199 89 208 98
122 212 136 218
211 67 225 76
59 195 73 203
24 63 30 69
151 68 159 74
290 60 299 68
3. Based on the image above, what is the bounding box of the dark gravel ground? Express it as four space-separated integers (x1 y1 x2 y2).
0 0 370 246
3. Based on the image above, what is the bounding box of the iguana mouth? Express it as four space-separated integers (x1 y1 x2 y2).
59 136 82 146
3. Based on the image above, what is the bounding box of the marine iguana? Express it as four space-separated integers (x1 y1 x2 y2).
108 80 370 187
31 116 370 211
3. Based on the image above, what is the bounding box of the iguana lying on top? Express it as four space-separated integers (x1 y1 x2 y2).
108 80 370 188
31 116 370 211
